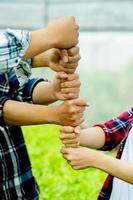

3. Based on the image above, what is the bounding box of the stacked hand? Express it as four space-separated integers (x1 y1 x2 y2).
32 46 80 74
60 146 97 170
52 72 80 100
32 28 88 161
60 126 97 170
57 98 87 126
60 126 80 148
32 45 81 101
47 46 80 74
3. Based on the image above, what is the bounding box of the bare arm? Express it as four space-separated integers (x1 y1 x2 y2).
3 98 87 126
60 126 105 149
61 146 133 184
22 28 54 60
31 46 80 75
95 151 133 184
61 111 131 150
3 100 58 125
23 16 79 60
79 127 105 149
32 81 57 105
32 72 81 105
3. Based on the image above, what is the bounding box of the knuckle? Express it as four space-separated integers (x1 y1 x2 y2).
73 94 78 99
70 115 75 121
61 83 65 87
59 134 62 139
67 100 72 107
69 106 76 114
59 134 64 140
62 140 67 145
72 108 77 114
69 127 74 132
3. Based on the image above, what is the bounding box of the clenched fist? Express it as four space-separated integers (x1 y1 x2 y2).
48 16 79 49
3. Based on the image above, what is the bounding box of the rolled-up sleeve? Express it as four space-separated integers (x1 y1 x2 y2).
13 78 48 103
0 96 11 125
0 29 30 73
94 109 133 151
21 78 46 102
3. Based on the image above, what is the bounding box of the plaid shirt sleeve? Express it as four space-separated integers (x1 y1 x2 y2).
0 95 11 125
0 29 30 73
94 108 133 151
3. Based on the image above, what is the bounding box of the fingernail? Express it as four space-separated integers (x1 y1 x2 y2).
75 130 80 134
63 56 68 63
74 127 80 134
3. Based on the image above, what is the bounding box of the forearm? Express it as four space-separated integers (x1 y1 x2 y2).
94 151 133 184
79 127 105 149
3 100 58 126
31 50 50 68
22 28 55 61
32 81 57 105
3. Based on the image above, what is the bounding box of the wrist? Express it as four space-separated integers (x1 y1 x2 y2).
45 27 59 49
92 151 106 169
36 27 57 51
32 51 50 68
50 84 58 101
44 105 62 124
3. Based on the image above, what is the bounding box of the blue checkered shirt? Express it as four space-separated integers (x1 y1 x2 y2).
0 29 44 199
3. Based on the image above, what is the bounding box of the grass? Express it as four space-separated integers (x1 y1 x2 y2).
23 125 107 200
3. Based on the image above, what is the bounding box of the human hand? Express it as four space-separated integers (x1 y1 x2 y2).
61 146 97 170
56 98 88 126
32 46 80 74
48 16 79 49
48 46 80 74
52 72 81 101
60 126 80 148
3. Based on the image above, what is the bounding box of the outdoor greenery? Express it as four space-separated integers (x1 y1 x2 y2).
23 64 132 200
23 125 106 200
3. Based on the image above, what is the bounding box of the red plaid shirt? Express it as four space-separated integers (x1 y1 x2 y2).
95 107 133 200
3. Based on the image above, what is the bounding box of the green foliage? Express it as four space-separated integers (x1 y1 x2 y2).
23 125 106 200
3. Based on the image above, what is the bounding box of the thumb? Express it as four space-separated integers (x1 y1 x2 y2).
74 98 89 107
74 126 80 134
60 49 69 63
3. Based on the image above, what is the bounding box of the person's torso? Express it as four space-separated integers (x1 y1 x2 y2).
110 123 133 200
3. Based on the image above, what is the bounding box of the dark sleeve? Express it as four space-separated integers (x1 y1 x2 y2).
13 78 48 103
0 96 11 125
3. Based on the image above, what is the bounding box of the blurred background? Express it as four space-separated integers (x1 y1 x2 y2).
0 0 133 199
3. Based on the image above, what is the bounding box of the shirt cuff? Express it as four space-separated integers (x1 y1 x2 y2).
0 96 11 125
21 78 48 103
94 123 113 151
